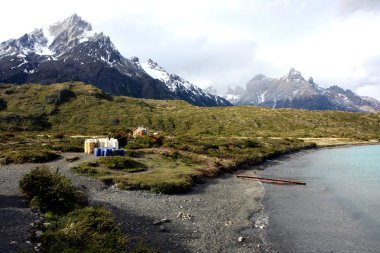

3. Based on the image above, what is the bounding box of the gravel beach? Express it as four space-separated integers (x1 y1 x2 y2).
0 153 271 253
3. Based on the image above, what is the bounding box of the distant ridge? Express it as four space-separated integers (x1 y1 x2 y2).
224 68 380 112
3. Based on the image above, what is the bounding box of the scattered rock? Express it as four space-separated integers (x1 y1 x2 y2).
238 236 245 242
152 219 162 225
66 156 80 162
153 218 170 225
177 212 192 221
159 225 167 232
9 241 17 245
35 230 44 238
161 218 170 223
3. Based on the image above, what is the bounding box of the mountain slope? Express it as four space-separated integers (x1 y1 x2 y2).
1 82 380 140
225 68 380 112
0 14 228 106
140 59 231 106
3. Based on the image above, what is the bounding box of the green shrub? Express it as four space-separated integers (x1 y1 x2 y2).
40 207 128 253
2 147 60 164
242 139 262 148
97 156 146 171
71 162 108 177
127 135 164 149
19 166 86 214
51 137 85 152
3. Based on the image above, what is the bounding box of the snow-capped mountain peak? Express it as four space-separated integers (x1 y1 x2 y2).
0 14 101 59
48 14 95 55
141 59 231 106
48 14 91 38
280 68 306 83
0 28 47 57
0 14 230 107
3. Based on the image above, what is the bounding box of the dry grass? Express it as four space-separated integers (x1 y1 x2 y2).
299 138 380 147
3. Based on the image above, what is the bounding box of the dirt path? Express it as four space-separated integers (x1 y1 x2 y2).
0 153 269 253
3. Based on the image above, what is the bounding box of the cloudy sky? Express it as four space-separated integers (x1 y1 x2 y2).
1 0 380 98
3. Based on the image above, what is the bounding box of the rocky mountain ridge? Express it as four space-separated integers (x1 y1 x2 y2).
225 68 380 112
0 14 230 107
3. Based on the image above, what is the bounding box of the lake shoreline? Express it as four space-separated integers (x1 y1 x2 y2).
258 144 380 252
1 141 379 252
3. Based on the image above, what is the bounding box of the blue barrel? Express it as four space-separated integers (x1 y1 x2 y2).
104 148 112 157
94 148 102 157
118 149 125 156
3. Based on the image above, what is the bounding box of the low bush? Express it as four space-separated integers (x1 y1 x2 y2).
51 137 84 152
71 162 110 177
127 135 164 149
19 166 86 214
97 156 146 171
2 148 60 164
40 207 128 253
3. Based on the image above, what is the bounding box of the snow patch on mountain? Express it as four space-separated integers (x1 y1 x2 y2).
141 59 170 86
141 59 231 106
141 59 203 94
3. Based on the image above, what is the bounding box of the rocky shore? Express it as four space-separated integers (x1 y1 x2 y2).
0 153 272 253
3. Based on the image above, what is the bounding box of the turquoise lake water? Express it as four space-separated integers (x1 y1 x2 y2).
259 145 380 252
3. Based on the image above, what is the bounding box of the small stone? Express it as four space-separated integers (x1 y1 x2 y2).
259 225 264 229
35 230 43 238
43 222 51 228
30 223 34 227
26 241 31 244
9 241 17 245
160 218 170 223
238 236 245 242
152 219 162 225
37 243 42 247
159 225 167 232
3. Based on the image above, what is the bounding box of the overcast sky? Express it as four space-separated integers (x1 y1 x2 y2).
1 0 380 98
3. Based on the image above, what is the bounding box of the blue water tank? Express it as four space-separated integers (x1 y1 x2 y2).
118 149 125 156
94 148 102 157
104 148 112 157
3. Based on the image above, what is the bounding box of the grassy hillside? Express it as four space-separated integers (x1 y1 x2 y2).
1 82 379 193
1 82 380 139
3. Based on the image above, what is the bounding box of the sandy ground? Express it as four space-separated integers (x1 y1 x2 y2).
0 153 270 253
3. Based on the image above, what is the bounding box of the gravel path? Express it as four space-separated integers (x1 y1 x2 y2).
0 153 271 253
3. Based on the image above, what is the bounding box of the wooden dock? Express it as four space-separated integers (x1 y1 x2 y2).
236 175 306 185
